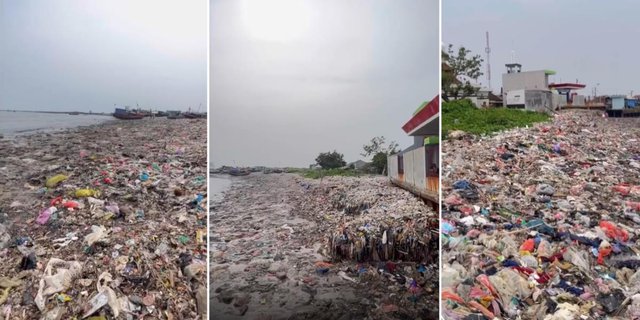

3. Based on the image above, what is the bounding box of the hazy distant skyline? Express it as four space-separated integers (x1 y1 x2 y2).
0 1 206 112
211 0 439 167
444 0 640 97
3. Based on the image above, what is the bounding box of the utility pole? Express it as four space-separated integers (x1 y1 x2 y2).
485 31 491 91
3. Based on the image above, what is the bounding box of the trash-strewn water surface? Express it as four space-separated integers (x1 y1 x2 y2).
0 111 112 136
209 176 233 204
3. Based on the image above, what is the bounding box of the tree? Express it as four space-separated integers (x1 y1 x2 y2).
361 136 399 174
315 151 346 169
361 136 398 158
442 44 483 101
370 152 388 175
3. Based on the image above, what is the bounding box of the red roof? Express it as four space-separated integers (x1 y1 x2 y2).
549 83 586 89
402 95 439 134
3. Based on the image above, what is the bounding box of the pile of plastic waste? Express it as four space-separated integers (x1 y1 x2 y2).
297 176 439 263
0 118 207 319
441 110 640 319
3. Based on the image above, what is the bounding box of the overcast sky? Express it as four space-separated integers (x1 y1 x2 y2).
211 0 439 168
444 0 640 97
0 0 206 112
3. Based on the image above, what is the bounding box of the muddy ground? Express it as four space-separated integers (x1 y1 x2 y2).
210 173 439 320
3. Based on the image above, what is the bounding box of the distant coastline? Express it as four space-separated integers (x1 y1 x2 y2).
0 109 112 116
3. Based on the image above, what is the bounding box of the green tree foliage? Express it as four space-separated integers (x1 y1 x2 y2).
361 136 398 175
315 150 346 169
370 152 388 175
442 44 483 101
361 136 398 157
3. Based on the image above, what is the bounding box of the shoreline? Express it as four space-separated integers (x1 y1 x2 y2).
0 118 208 318
0 113 120 138
209 174 235 205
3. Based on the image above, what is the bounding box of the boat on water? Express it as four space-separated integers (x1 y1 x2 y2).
113 107 144 120
68 112 80 115
182 105 206 119
228 168 250 176
183 112 206 119
167 111 184 119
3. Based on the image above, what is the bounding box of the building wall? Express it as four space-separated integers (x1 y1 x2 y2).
502 70 549 93
612 97 625 110
552 93 566 110
524 90 553 112
573 95 586 106
388 155 398 179
505 89 526 107
505 89 554 113
413 148 425 191
388 145 439 196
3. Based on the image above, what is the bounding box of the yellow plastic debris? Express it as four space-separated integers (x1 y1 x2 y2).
57 293 73 302
196 229 206 244
75 189 99 198
46 174 68 188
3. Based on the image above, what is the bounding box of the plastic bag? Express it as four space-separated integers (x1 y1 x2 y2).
46 174 68 188
36 207 57 225
84 225 109 246
75 189 99 198
35 258 82 311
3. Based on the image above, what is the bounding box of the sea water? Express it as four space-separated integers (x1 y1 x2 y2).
0 111 112 137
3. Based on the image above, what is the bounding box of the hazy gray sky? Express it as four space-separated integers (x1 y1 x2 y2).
211 0 439 168
0 0 206 112
444 0 640 97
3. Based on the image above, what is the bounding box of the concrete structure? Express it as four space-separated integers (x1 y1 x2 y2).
502 64 587 111
465 88 503 108
502 66 557 111
387 96 439 205
611 95 626 110
506 89 554 112
502 69 554 93
606 95 640 117
549 83 587 106
573 95 586 106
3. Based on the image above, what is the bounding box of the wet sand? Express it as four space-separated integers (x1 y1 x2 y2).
211 173 439 320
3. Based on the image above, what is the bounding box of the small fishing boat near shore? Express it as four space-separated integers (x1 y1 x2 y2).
113 107 144 120
183 112 206 119
229 168 251 176
167 111 184 119
182 105 206 119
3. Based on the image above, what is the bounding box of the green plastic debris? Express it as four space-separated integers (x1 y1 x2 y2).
178 235 190 244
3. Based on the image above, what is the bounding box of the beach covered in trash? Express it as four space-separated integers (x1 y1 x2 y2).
211 173 439 320
441 110 640 319
0 118 207 319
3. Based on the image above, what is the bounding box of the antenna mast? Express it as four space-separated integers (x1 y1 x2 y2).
485 31 491 91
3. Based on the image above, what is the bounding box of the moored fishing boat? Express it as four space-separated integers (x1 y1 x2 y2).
113 107 144 120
